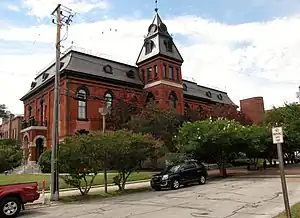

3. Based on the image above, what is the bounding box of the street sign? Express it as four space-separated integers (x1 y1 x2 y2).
272 127 284 144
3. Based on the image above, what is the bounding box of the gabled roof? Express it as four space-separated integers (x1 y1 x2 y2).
136 12 183 65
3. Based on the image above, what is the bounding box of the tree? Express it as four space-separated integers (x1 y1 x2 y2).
265 103 300 163
0 104 8 119
105 130 159 190
106 97 141 130
176 118 244 177
0 140 22 173
240 125 272 168
58 133 106 195
126 105 181 153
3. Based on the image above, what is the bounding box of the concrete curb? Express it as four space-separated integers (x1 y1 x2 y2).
44 179 150 193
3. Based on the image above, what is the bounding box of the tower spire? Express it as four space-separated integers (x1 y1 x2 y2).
155 0 158 13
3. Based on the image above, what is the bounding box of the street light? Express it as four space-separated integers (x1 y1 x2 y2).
98 106 111 193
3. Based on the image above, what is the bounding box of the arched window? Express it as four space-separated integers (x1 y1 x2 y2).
77 89 87 120
146 92 155 105
40 99 44 123
184 103 190 115
28 105 32 118
169 91 177 109
105 92 113 108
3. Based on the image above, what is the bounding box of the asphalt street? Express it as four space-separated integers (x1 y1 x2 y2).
21 177 300 218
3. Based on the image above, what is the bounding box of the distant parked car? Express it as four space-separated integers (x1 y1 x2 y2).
0 182 40 217
150 160 208 191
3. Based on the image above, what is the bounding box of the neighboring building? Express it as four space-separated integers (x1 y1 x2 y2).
19 11 256 163
240 97 265 125
0 114 23 142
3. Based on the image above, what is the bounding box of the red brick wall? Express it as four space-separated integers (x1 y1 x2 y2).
138 57 184 114
0 115 23 142
240 97 265 125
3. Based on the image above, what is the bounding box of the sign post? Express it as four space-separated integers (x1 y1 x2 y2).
272 127 291 218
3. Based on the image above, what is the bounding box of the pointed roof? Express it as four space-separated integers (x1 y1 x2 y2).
136 12 184 65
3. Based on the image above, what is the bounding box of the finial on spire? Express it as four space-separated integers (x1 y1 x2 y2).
155 0 158 13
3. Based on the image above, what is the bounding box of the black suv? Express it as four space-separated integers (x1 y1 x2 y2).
150 160 208 191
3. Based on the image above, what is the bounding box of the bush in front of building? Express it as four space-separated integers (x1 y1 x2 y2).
0 139 22 173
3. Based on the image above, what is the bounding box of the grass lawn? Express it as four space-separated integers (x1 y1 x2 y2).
59 187 152 203
0 172 155 191
275 202 300 218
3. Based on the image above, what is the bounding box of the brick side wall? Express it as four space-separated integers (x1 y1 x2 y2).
240 97 265 125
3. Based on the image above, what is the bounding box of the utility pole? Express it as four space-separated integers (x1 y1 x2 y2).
50 4 73 201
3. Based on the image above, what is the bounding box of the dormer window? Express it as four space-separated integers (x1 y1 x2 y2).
217 94 223 100
31 82 37 89
164 39 173 52
145 40 154 55
42 73 49 81
206 91 212 98
103 65 113 74
126 70 135 79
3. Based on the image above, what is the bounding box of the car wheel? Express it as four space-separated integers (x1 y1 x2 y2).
199 175 206 185
0 197 21 218
171 179 180 189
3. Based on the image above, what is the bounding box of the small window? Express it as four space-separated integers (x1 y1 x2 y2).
154 65 158 78
169 92 177 109
206 91 212 98
217 94 223 100
164 39 173 52
141 69 145 82
147 67 153 81
77 89 87 120
31 82 37 89
168 66 173 80
103 65 113 74
145 40 154 54
163 64 167 78
28 105 32 118
42 73 49 81
146 92 155 105
176 68 180 81
183 84 187 91
126 70 135 78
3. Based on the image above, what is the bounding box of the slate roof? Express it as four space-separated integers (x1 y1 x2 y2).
136 12 183 65
182 80 236 106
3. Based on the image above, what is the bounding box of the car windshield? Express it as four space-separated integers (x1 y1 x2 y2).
164 165 180 173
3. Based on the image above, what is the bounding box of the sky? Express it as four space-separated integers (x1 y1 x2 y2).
1 0 300 114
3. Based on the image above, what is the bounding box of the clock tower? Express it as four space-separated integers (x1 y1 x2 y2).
136 11 184 114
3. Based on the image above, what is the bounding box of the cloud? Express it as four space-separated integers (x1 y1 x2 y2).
7 4 20 12
1 12 300 113
23 0 109 18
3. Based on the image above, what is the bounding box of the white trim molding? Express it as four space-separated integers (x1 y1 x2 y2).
32 135 47 148
20 126 47 133
144 80 183 89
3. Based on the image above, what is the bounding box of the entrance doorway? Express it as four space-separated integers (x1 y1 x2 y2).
36 138 44 163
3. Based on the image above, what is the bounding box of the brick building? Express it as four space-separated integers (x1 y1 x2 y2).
19 11 259 163
0 114 23 142
240 97 265 125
